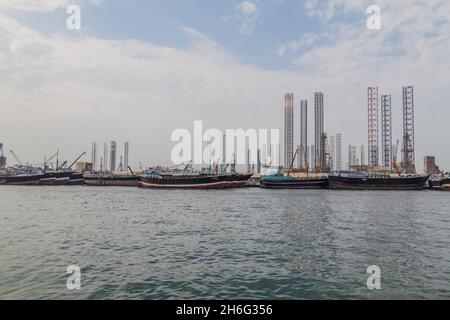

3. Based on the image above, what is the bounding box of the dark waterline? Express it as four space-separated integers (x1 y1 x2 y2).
1 186 449 299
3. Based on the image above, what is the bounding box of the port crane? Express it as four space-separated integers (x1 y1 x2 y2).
59 161 68 170
9 150 22 167
68 152 86 170
392 140 402 177
44 150 59 170
286 144 309 177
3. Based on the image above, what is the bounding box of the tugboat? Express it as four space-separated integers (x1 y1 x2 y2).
260 145 328 189
429 175 450 190
260 173 328 189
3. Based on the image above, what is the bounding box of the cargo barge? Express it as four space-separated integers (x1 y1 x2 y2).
328 171 430 190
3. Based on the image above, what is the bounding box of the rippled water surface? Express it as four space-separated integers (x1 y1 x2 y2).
1 186 450 299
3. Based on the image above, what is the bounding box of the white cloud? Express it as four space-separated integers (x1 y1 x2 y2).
236 1 257 15
0 0 101 12
278 33 320 56
222 1 259 35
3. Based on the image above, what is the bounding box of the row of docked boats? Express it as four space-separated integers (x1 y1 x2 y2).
260 171 432 190
0 170 84 186
1 169 253 189
0 167 437 191
84 171 253 189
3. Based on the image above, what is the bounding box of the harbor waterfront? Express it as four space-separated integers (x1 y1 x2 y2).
1 186 450 300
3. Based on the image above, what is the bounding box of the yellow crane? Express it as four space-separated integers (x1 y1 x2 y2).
392 140 402 176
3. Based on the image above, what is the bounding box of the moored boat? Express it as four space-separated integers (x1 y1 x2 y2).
0 173 45 186
139 170 230 189
260 173 328 189
429 176 450 189
68 172 85 185
84 173 139 187
328 171 430 190
227 173 253 188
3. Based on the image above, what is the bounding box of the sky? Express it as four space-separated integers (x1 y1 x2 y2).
0 0 449 171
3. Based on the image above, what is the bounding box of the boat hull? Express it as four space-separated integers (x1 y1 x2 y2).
260 178 329 189
226 173 253 188
139 174 230 190
138 180 229 189
68 173 85 185
328 175 430 190
0 174 44 186
84 176 139 187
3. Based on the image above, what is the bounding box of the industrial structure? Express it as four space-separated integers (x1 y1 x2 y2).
91 142 97 172
310 145 315 170
110 141 117 172
284 93 294 170
348 145 357 168
360 145 366 167
424 156 441 175
300 100 308 170
257 149 262 174
381 95 392 168
336 134 342 171
124 142 129 172
329 135 335 172
368 87 379 167
401 86 416 174
0 143 6 168
314 92 326 172
103 143 108 172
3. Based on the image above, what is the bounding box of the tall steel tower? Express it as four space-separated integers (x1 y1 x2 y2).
314 92 325 171
110 141 117 172
310 145 315 169
103 143 108 172
336 133 342 171
368 87 379 167
381 95 392 167
329 135 335 171
402 86 416 174
284 93 294 169
91 142 97 171
0 143 6 168
300 100 308 170
360 145 366 166
124 142 129 172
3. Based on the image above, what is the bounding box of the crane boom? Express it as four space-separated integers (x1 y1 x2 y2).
392 140 402 177
10 150 22 166
68 152 86 170
44 151 59 168
287 146 301 176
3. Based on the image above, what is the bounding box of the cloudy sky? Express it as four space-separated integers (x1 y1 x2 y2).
0 0 449 171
